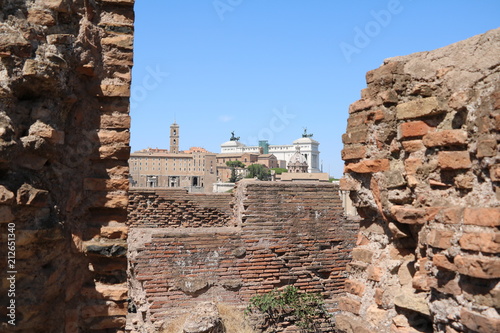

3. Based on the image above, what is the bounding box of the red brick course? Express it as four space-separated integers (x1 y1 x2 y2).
127 188 233 228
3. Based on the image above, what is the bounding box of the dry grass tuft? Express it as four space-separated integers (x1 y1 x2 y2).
217 303 257 333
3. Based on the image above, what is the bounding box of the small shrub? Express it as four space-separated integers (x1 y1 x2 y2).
245 286 331 332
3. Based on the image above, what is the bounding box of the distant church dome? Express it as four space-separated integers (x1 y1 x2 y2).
287 146 308 173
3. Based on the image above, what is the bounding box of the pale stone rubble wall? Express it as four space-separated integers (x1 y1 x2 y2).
0 0 134 331
339 28 500 333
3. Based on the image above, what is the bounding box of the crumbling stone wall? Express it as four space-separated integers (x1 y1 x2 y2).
127 181 358 332
0 0 133 331
339 28 499 333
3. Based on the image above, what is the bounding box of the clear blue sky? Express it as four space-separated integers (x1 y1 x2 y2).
130 0 499 178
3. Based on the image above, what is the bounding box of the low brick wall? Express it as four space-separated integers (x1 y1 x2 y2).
127 181 358 332
128 188 233 228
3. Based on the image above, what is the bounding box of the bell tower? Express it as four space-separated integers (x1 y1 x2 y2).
170 122 179 154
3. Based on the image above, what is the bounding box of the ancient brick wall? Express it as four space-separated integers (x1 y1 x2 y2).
339 28 500 333
127 188 233 228
0 0 133 331
127 181 358 332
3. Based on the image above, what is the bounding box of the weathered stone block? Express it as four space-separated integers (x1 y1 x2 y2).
28 120 65 144
341 145 366 160
423 130 468 147
43 0 69 12
384 170 407 188
177 277 209 295
338 297 362 315
0 24 31 56
335 314 373 333
380 90 398 105
342 128 368 144
97 130 130 145
347 113 366 128
103 49 134 66
339 177 360 191
344 279 365 296
454 255 500 279
98 146 131 160
183 302 223 333
427 275 461 296
393 292 430 316
461 308 500 333
463 207 500 227
437 151 472 170
391 206 427 224
349 99 376 113
399 121 432 138
47 34 75 45
0 185 15 204
454 172 475 189
366 61 403 84
16 184 49 207
404 158 422 175
367 265 383 282
352 248 374 263
412 271 430 291
82 283 128 300
345 159 390 173
430 207 464 224
459 232 500 253
100 115 131 129
102 35 134 49
28 9 56 26
401 140 425 153
100 226 128 240
398 261 414 286
366 304 388 327
426 228 454 249
476 139 497 157
432 253 456 271
410 83 434 97
396 97 445 119
98 85 131 97
490 164 500 181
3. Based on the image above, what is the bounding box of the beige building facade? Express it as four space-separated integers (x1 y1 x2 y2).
129 123 217 192
215 152 278 182
220 130 321 172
